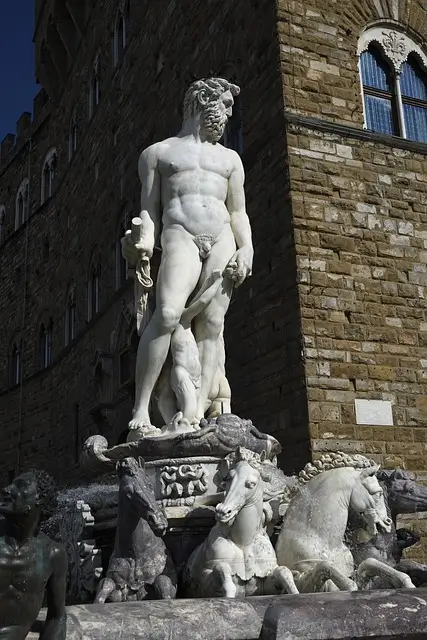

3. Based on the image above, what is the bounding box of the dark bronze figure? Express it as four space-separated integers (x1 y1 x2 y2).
0 470 67 640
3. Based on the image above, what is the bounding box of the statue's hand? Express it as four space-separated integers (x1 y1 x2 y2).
121 229 154 266
224 246 253 287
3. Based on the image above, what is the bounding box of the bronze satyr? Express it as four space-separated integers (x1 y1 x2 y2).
0 470 67 640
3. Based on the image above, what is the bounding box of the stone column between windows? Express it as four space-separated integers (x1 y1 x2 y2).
395 71 407 139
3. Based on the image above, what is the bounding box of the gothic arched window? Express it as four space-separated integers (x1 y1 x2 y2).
89 54 101 118
39 320 53 368
10 340 22 386
223 91 243 154
41 149 58 203
113 1 129 67
15 178 29 229
116 210 130 289
65 284 76 346
68 109 78 161
0 205 5 245
88 262 101 320
358 27 427 142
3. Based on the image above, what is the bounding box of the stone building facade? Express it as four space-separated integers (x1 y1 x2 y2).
1 0 427 517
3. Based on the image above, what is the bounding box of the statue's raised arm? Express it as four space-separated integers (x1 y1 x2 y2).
122 78 253 438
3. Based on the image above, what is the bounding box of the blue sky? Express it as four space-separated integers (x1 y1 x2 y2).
0 2 38 143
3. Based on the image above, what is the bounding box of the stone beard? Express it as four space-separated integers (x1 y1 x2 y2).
122 77 253 437
201 101 229 142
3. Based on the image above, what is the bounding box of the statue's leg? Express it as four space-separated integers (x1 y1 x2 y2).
357 558 415 589
131 228 201 430
209 562 237 598
267 566 299 595
94 577 116 603
207 333 231 416
195 229 235 421
153 573 177 599
296 562 357 593
396 559 427 587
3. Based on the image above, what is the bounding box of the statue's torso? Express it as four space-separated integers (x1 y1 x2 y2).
0 533 53 632
156 137 235 238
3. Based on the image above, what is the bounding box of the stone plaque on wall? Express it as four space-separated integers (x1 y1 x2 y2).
354 399 393 426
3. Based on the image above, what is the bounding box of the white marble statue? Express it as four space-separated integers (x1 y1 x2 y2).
122 78 253 436
182 447 299 597
276 453 416 592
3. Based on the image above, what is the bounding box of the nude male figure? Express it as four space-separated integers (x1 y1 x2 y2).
122 78 253 433
0 470 67 640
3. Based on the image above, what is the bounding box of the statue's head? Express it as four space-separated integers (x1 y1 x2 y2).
183 77 240 142
0 469 57 521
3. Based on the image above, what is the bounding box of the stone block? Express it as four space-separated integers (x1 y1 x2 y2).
260 589 427 640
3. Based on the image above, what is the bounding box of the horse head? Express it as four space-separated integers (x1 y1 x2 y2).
377 468 427 518
117 457 168 536
215 447 267 525
350 465 392 537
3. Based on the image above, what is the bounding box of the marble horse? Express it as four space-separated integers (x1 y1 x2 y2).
182 447 299 597
276 453 415 592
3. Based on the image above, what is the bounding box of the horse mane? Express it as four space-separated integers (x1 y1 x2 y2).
297 452 375 483
280 452 376 513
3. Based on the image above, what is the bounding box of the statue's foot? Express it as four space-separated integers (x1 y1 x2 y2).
127 415 161 441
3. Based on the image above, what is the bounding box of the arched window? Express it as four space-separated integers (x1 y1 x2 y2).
89 54 101 118
15 178 29 230
39 320 53 368
0 205 5 245
88 262 101 320
223 91 243 154
113 1 129 66
41 149 58 203
358 27 427 142
116 211 130 289
68 108 78 161
65 284 76 346
10 340 22 386
400 55 427 142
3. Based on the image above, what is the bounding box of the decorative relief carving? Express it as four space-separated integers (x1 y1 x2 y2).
381 31 408 70
357 26 427 73
159 463 208 500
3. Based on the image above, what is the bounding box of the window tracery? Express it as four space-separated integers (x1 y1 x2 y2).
358 27 427 142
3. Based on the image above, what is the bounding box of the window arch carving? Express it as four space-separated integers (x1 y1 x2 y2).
15 178 29 230
358 26 427 141
41 148 58 203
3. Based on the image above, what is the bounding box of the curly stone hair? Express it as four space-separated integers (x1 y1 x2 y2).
183 77 240 119
28 469 58 520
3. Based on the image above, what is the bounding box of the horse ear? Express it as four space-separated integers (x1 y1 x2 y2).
360 464 380 479
260 450 267 463
138 456 145 469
